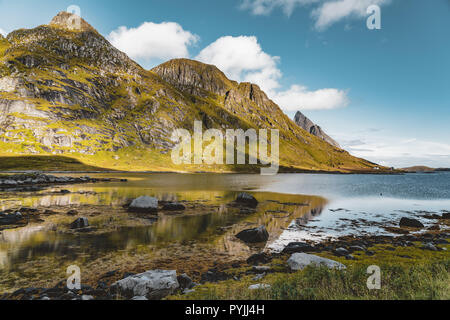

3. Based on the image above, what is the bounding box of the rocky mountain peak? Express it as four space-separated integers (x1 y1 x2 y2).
49 11 97 33
294 111 340 148
152 59 236 96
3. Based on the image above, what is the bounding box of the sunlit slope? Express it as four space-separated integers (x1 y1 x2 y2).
0 12 381 173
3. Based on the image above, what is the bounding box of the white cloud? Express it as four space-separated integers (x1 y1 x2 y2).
273 85 349 110
108 22 199 62
0 28 7 37
312 0 390 31
196 36 348 110
196 36 281 92
240 0 392 30
338 133 450 168
240 0 319 16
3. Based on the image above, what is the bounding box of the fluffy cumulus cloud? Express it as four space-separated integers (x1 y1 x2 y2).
240 0 392 30
196 36 281 92
108 22 199 62
0 28 7 37
273 85 349 110
197 36 348 110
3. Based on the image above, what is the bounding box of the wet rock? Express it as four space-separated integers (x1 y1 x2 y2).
81 295 94 301
128 196 158 213
282 242 315 254
235 193 258 209
400 218 424 229
442 212 450 220
70 217 89 229
177 274 194 290
0 212 25 226
236 226 269 243
247 252 272 265
110 270 179 300
162 203 186 211
287 253 347 271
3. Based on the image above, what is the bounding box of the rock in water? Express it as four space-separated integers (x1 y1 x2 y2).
70 217 89 229
287 253 346 271
282 242 315 254
110 270 179 300
235 193 258 208
236 226 269 243
399 217 424 229
128 196 158 213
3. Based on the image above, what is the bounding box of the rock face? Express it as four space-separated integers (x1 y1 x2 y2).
110 270 179 300
236 226 269 243
235 193 258 209
0 13 379 173
287 253 346 271
294 111 340 148
400 217 424 229
128 196 158 213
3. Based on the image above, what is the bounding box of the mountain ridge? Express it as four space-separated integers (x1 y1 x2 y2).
0 12 384 173
294 111 340 148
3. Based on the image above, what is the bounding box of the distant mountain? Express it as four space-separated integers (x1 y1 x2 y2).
401 166 436 173
294 111 340 148
0 12 380 173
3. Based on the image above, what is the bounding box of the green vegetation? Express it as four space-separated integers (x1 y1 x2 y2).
170 239 450 300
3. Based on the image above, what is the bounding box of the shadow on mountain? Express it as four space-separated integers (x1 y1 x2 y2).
0 156 113 172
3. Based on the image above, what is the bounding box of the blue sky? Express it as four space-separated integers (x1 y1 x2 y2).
0 0 449 167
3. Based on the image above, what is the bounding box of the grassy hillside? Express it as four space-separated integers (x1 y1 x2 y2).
0 12 385 173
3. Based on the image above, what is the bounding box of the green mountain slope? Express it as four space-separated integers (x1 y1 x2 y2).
0 12 382 173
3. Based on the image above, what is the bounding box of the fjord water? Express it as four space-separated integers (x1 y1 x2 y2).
0 172 449 291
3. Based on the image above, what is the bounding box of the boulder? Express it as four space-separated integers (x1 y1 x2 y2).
110 270 179 300
235 193 258 208
282 242 315 254
287 253 346 271
236 226 269 243
70 217 89 229
442 212 450 220
128 196 158 213
162 203 186 211
400 217 424 229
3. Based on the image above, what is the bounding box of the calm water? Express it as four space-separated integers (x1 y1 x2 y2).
0 172 449 291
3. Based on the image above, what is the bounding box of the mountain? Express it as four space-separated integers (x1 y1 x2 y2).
401 166 436 173
0 12 381 173
294 111 340 148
